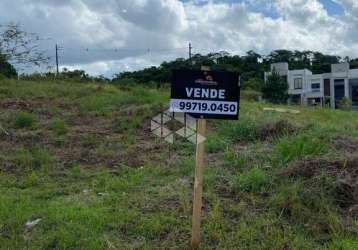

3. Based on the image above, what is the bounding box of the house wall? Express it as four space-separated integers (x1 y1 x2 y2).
270 62 289 76
306 74 324 99
265 62 358 109
287 69 312 95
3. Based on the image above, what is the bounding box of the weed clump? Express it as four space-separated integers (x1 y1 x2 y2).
276 134 328 163
280 156 358 208
258 120 298 141
14 148 55 171
51 118 68 135
234 167 270 193
14 112 36 129
218 119 298 143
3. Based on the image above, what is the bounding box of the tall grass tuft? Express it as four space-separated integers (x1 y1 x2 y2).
14 112 36 129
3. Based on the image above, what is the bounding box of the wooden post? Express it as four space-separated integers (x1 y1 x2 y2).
191 118 206 248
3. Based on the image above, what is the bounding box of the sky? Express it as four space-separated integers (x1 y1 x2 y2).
0 0 357 77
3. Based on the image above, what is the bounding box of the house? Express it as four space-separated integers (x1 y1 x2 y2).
264 62 358 109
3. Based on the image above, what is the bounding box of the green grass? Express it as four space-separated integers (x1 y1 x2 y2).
50 118 68 135
0 79 357 249
235 167 271 193
276 133 330 163
14 112 36 129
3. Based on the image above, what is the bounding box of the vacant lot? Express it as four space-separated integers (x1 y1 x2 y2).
0 80 358 249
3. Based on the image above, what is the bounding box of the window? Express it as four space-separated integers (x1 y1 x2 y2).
311 83 320 91
294 78 303 89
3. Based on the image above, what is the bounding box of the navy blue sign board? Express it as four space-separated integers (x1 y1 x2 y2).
170 69 240 120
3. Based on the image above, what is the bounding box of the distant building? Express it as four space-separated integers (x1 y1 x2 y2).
265 62 358 109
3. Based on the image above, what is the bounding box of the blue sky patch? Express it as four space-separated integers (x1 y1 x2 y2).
181 0 344 18
319 0 344 16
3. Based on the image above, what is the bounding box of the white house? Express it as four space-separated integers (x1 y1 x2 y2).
264 62 358 109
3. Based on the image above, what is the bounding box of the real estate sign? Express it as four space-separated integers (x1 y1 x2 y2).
170 69 240 120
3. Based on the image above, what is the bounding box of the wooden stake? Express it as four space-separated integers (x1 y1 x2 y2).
191 118 206 248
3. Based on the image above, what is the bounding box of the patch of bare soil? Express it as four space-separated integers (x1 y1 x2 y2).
0 100 32 110
124 120 169 167
258 120 298 141
0 106 169 174
280 156 358 211
332 136 358 154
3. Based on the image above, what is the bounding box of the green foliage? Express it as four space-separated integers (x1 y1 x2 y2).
51 118 68 135
240 90 262 102
218 118 258 142
269 179 344 240
14 148 55 171
14 112 36 129
78 85 166 116
0 54 17 78
242 78 264 91
1 81 358 249
14 148 33 168
206 133 229 153
115 111 149 134
338 97 352 110
276 134 329 163
111 50 343 86
235 167 270 193
262 71 289 104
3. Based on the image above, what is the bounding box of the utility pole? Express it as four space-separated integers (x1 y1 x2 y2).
55 44 59 75
189 42 192 64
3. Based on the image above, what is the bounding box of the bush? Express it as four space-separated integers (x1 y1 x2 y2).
338 97 352 110
14 112 36 129
242 78 264 92
262 71 288 104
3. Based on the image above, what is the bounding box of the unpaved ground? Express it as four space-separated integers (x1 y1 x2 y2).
0 99 168 174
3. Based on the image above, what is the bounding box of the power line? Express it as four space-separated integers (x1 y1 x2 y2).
189 42 192 64
55 44 64 75
55 44 58 74
52 43 193 71
59 46 187 53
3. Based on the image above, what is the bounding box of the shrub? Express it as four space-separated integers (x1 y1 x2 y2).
262 71 288 104
242 78 264 92
14 112 36 129
338 97 352 110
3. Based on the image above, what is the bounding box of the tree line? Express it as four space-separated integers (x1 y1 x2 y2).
112 50 358 91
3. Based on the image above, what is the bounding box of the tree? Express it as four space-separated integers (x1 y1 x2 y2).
242 78 264 92
262 71 288 104
0 23 48 68
0 53 17 78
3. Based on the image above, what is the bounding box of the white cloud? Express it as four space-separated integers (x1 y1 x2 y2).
0 0 357 77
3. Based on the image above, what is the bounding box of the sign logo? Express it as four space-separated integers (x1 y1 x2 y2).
150 110 206 145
